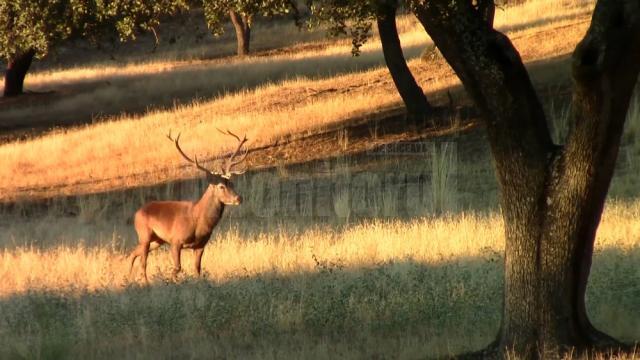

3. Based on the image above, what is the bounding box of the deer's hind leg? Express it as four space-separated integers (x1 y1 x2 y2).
148 233 165 252
138 241 151 283
128 244 144 278
129 217 153 282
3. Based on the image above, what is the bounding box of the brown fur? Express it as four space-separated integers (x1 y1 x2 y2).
128 176 241 281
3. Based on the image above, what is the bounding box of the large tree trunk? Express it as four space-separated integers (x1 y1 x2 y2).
413 0 640 358
3 49 35 97
229 11 251 56
376 2 431 128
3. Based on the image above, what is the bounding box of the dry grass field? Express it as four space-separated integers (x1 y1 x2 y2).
1 0 639 358
0 103 638 358
0 200 639 358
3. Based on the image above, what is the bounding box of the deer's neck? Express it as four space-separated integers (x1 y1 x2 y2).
194 186 225 232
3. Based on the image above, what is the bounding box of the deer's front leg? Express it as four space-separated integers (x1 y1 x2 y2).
170 243 182 278
194 246 205 276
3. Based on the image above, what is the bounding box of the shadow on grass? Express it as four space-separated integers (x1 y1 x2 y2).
0 11 586 138
0 247 638 359
0 257 502 359
0 44 410 134
0 127 499 251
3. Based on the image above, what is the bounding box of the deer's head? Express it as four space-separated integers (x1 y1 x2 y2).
167 129 249 206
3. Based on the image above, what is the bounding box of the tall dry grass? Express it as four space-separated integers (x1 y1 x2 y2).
0 1 637 357
1 213 504 294
2 198 638 295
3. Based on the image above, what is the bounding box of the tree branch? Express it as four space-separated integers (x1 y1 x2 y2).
413 0 554 187
566 0 640 163
540 2 640 346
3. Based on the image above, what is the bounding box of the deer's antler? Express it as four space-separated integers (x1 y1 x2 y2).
167 131 211 174
217 128 249 178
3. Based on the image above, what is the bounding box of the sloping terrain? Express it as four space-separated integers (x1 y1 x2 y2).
0 1 594 202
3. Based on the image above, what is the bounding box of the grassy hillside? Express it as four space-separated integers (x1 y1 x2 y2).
1 97 638 357
0 0 595 202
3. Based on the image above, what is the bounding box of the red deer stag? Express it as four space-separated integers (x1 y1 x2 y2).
128 130 249 282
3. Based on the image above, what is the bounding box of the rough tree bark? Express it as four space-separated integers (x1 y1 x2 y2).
413 0 640 358
3 49 36 97
376 1 432 128
229 10 252 56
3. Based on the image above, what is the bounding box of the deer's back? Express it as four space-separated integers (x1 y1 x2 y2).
135 201 196 243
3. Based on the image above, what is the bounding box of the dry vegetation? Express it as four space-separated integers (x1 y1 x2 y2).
1 0 639 358
0 201 639 358
0 100 637 357
0 0 595 201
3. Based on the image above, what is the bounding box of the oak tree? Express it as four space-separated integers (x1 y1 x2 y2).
0 0 187 97
202 0 297 56
306 0 432 127
411 0 640 357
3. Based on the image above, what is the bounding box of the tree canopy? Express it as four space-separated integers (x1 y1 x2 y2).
202 0 296 37
0 0 187 62
304 0 378 55
0 0 187 96
306 0 494 55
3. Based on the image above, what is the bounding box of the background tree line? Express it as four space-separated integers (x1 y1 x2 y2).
0 0 299 97
0 0 505 99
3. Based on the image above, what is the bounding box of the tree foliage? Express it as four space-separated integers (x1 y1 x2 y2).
306 0 495 55
202 0 297 38
0 0 188 62
305 0 379 55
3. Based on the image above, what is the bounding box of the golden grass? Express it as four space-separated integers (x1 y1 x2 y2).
0 0 595 201
0 213 496 295
2 199 638 297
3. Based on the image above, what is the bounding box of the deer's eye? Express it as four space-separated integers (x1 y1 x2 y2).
218 184 225 189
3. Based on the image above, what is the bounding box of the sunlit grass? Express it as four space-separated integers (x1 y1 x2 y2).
2 198 638 295
23 0 593 88
1 1 637 357
1 212 503 295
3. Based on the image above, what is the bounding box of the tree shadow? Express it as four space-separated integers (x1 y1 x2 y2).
0 45 403 135
0 127 500 252
0 246 637 359
2 119 637 253
0 11 587 139
0 256 503 359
